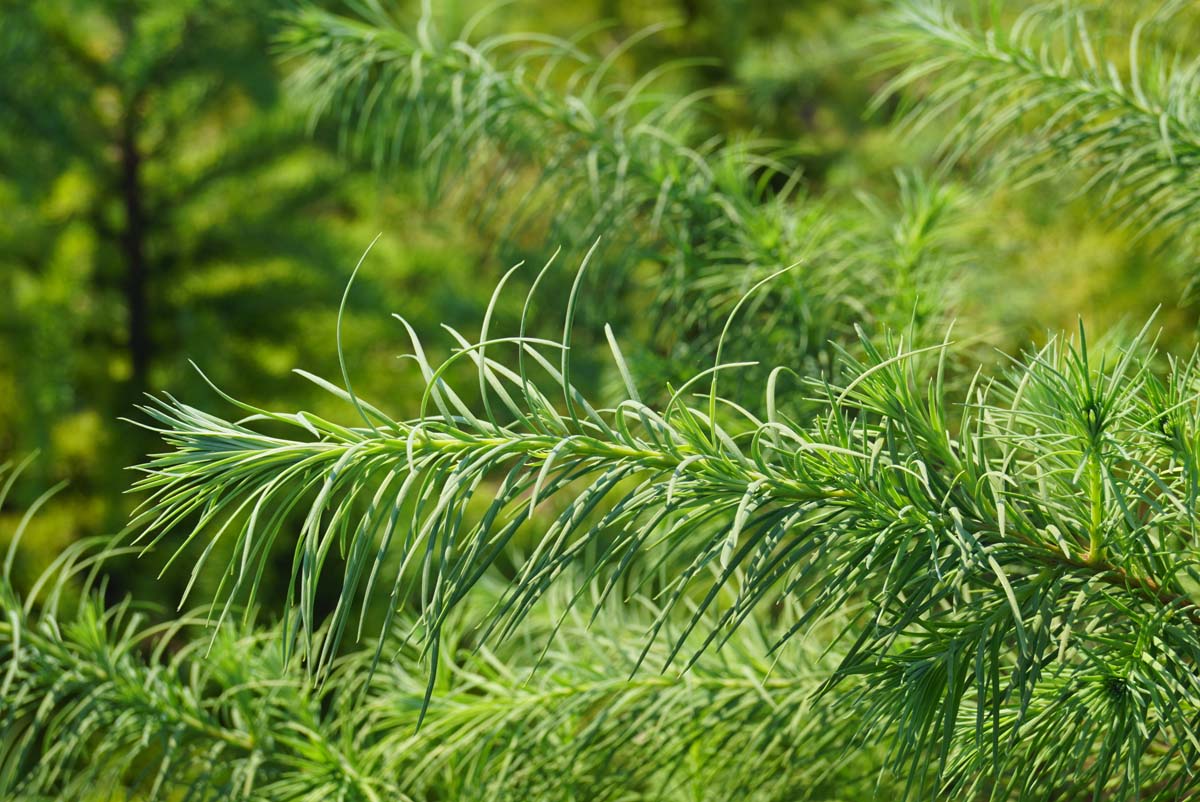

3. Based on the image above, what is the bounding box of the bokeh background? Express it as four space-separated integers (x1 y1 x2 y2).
1 0 1193 608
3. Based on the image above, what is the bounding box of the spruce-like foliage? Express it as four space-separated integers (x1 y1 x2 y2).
876 0 1200 255
1 466 872 801
7 1 1200 800
130 290 1200 799
279 1 966 374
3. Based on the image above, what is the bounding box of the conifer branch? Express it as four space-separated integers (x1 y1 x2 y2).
130 278 1200 797
278 4 966 372
876 1 1200 254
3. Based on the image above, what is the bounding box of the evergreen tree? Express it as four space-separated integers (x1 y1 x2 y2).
0 0 375 525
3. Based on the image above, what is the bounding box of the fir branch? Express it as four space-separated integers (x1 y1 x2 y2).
0 546 397 802
875 0 1200 254
131 276 1200 797
334 594 882 801
0 531 878 801
278 3 965 373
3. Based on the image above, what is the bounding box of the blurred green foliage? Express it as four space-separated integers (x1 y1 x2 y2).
1 0 1193 604
0 0 492 593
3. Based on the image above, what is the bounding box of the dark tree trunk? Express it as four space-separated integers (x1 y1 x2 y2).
119 108 149 390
